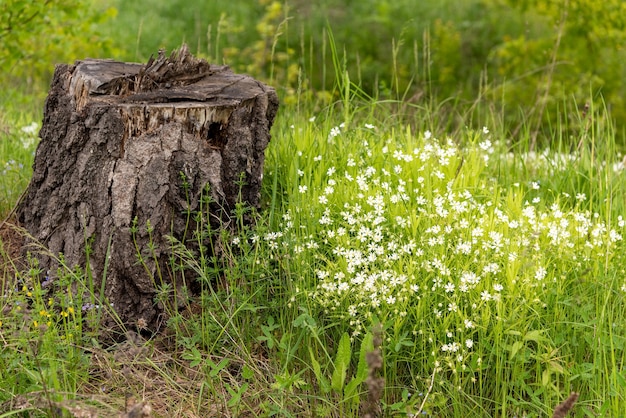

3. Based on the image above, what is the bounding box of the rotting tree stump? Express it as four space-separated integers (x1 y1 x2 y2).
17 45 278 334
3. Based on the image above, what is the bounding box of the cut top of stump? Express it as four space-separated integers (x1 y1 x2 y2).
70 57 273 148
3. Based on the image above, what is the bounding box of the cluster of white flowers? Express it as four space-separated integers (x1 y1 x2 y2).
264 124 624 374
328 122 345 142
20 122 39 150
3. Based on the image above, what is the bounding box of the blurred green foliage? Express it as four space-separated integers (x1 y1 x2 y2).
98 0 626 141
489 0 626 137
2 0 626 142
285 0 626 140
0 0 118 89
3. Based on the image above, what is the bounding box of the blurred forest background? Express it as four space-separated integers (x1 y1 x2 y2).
2 0 626 143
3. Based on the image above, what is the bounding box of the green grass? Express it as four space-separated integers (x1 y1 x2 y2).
1 92 625 416
257 98 626 416
2 1 626 416
0 112 37 217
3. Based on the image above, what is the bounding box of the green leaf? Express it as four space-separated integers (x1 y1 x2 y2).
355 332 374 383
541 369 551 387
292 311 317 329
344 332 374 400
611 369 626 389
258 316 279 349
226 382 248 408
181 347 202 368
524 330 548 343
509 341 524 361
241 365 254 380
309 347 331 393
331 332 352 393
209 358 230 378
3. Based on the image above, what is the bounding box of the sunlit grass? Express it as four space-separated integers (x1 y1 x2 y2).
257 101 626 416
3 0 626 414
0 107 38 217
1 85 626 416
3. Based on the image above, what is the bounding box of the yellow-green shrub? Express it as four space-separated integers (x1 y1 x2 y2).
0 0 117 88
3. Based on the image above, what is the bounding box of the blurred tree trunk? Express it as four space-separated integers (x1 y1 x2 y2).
17 46 278 336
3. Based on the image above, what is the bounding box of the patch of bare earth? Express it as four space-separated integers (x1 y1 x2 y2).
0 216 27 293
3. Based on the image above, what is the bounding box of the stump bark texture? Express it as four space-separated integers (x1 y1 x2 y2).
17 47 279 332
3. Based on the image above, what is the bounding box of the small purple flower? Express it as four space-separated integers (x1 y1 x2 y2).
41 275 54 289
82 303 98 311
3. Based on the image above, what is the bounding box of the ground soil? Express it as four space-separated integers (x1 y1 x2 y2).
0 215 27 292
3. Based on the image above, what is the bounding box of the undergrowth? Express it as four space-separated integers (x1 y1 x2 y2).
1 2 626 416
11 96 626 418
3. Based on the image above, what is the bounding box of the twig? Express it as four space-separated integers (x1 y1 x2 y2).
0 188 27 231
415 366 437 416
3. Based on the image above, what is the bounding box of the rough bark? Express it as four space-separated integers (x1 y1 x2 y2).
17 46 278 334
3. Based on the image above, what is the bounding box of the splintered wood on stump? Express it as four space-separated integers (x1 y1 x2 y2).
17 46 278 334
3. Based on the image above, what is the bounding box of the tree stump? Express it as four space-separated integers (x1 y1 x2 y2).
17 46 279 333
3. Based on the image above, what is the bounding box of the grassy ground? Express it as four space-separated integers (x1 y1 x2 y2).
2 87 626 416
2 1 626 417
